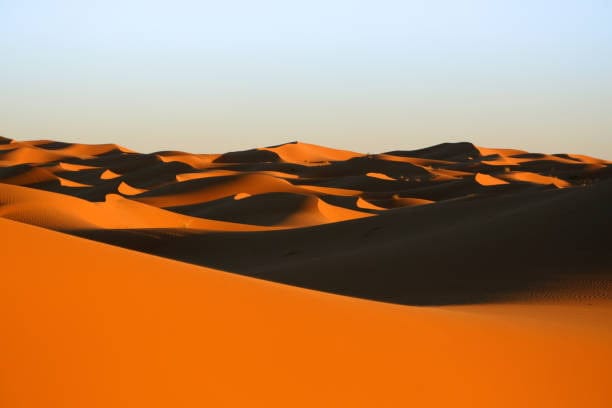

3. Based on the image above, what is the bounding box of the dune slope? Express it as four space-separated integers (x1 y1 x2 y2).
1 217 611 407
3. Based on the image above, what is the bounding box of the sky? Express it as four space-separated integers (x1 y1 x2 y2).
1 0 611 157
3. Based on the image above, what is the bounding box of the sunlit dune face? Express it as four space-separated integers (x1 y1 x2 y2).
261 141 363 164
118 181 148 196
366 172 396 181
567 154 611 165
476 146 528 157
500 171 570 188
157 152 220 168
58 177 91 188
356 197 387 210
391 195 434 207
2 217 612 407
475 172 510 186
234 192 251 200
58 162 100 171
100 169 121 180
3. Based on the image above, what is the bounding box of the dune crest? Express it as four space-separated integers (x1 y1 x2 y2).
501 171 571 188
100 169 121 179
262 141 363 163
118 181 148 196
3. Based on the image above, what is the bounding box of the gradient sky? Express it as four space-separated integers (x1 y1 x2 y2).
1 0 611 157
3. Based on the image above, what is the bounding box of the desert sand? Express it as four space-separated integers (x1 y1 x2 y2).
1 136 611 406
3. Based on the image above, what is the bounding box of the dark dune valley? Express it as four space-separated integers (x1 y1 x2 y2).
1 135 611 407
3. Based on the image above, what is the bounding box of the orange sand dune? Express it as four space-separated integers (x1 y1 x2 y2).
137 173 366 210
263 141 363 163
264 194 358 227
57 176 91 188
156 151 220 168
50 142 134 157
315 196 373 223
356 196 388 210
475 172 510 186
361 194 434 209
429 167 474 180
375 152 453 166
391 195 434 207
100 169 121 179
117 181 148 195
0 167 57 185
175 169 241 181
0 183 274 231
568 153 611 165
172 191 372 227
0 140 133 165
480 156 527 166
276 195 372 226
134 173 309 208
0 145 69 165
501 171 571 188
366 171 396 180
58 161 100 171
176 169 299 182
476 146 528 157
1 217 610 407
0 180 367 230
297 184 362 196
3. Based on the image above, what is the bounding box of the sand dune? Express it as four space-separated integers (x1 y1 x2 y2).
500 170 571 188
57 176 91 188
0 139 133 165
0 137 610 406
100 169 121 179
0 182 272 231
0 145 69 165
356 196 388 210
262 140 363 163
1 217 611 407
157 151 219 168
135 173 303 206
117 181 148 195
0 166 57 185
58 161 100 171
475 172 510 186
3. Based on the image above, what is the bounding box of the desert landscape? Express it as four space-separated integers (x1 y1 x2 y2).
1 136 611 407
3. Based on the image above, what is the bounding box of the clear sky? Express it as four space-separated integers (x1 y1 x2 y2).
1 0 611 157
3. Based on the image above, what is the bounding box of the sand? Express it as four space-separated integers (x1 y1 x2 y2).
1 137 611 406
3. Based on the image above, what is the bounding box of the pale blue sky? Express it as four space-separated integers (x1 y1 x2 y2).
1 0 611 156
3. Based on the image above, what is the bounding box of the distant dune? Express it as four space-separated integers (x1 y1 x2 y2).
1 136 611 406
